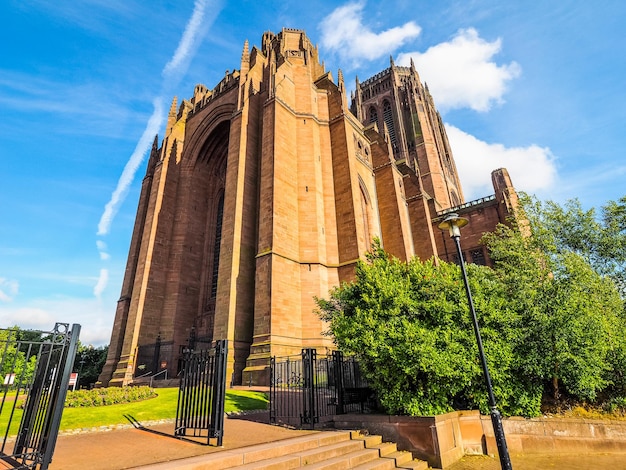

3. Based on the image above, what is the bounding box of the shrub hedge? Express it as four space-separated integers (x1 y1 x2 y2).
64 386 157 407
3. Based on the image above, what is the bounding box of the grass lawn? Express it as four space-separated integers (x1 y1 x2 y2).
0 388 268 435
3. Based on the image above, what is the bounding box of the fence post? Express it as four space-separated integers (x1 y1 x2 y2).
269 356 276 424
301 348 316 427
332 350 345 415
153 333 162 376
210 339 227 446
41 323 81 470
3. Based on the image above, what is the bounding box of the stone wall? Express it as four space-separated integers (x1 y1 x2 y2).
331 412 626 468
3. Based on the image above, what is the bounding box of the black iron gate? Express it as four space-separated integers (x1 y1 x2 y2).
174 339 227 446
269 349 374 428
0 323 81 470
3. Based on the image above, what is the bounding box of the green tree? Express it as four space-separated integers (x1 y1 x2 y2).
0 327 38 387
317 241 539 417
483 208 625 402
521 194 626 299
74 344 108 388
319 216 625 417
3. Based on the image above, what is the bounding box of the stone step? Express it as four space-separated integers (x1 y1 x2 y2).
351 457 398 470
396 459 429 470
238 432 353 465
233 440 366 469
301 448 382 469
350 432 383 447
228 453 302 470
135 429 431 470
352 431 429 470
136 431 352 470
296 440 369 465
369 442 399 457
384 451 414 466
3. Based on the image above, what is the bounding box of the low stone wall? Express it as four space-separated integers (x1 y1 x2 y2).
486 415 626 455
331 412 626 469
331 412 467 468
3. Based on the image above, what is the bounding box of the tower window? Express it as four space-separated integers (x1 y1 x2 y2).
470 248 486 266
210 193 225 299
383 101 397 147
369 107 378 127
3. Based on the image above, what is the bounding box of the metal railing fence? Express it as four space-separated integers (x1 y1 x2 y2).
269 350 375 428
0 323 80 470
174 339 227 446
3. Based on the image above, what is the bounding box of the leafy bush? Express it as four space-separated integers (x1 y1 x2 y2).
317 241 526 416
317 237 626 418
603 396 626 415
65 386 156 407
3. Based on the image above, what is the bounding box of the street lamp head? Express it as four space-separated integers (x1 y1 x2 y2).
438 213 469 238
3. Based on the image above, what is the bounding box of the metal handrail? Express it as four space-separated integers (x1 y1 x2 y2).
150 369 168 388
134 370 153 379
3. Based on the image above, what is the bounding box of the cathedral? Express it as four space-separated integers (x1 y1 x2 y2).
97 28 519 387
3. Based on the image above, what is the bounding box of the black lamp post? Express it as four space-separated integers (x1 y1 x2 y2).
438 213 512 470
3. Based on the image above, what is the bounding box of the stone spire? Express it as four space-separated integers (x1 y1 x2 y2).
353 75 363 121
167 96 178 135
240 39 250 76
146 134 160 176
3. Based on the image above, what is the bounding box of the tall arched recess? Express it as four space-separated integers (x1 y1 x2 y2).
192 120 230 344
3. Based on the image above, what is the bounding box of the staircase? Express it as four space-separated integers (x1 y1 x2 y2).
131 376 180 388
140 431 429 469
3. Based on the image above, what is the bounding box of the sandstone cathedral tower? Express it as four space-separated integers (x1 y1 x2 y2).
98 28 519 387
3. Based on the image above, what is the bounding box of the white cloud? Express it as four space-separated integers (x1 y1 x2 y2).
93 269 109 298
163 0 210 80
97 0 221 237
96 240 110 260
0 278 19 302
0 307 53 329
97 98 163 236
446 124 557 200
396 28 521 112
0 297 113 346
320 1 421 66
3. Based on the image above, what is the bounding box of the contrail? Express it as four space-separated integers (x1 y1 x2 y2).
93 268 109 299
97 0 215 237
94 0 220 301
97 98 163 236
163 0 209 80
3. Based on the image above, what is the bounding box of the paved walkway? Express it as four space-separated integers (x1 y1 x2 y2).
47 413 626 469
48 413 315 470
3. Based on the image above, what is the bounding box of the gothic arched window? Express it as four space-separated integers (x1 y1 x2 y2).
209 191 225 300
382 101 397 147
369 107 378 127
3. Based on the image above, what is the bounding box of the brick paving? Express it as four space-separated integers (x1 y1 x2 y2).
46 413 626 469
48 414 314 470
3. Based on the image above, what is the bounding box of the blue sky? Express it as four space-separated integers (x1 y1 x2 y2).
1 0 624 345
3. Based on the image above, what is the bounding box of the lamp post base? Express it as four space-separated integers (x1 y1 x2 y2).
490 407 513 469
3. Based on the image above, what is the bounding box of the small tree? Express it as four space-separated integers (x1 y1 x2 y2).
317 240 538 416
483 223 624 402
0 327 40 387
319 222 625 417
521 194 626 300
74 344 108 388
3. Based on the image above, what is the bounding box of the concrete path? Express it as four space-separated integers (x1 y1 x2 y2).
48 414 315 470
47 413 626 469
